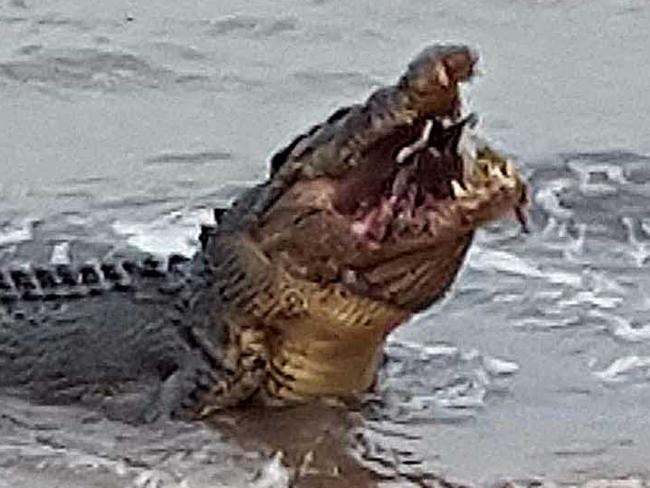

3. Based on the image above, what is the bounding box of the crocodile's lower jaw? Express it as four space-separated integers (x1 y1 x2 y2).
266 333 385 402
261 281 409 402
199 235 410 410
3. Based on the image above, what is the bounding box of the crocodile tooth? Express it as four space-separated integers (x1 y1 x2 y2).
421 118 434 141
489 165 502 179
450 180 467 198
395 146 412 165
435 62 450 87
501 175 517 189
457 116 479 181
396 119 434 165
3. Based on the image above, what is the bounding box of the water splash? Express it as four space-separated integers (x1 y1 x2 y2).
112 207 215 257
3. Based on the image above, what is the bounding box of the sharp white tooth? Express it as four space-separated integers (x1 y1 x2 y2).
461 144 477 162
396 146 413 165
421 119 434 141
461 151 474 181
502 177 517 189
396 119 434 165
457 126 477 158
441 117 454 129
451 180 467 198
458 125 478 181
435 62 450 87
489 165 502 179
505 161 514 176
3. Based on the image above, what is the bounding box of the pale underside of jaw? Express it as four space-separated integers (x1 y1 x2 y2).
350 117 526 245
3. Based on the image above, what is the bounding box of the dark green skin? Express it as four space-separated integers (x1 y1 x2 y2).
0 194 280 423
0 247 218 423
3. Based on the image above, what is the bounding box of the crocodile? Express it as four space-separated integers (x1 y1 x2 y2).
0 44 528 423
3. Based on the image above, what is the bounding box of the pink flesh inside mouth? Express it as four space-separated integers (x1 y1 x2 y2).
348 117 528 245
350 165 456 243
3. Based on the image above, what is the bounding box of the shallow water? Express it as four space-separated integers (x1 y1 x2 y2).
2 0 650 486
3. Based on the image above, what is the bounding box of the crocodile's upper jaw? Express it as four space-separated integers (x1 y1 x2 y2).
204 44 528 408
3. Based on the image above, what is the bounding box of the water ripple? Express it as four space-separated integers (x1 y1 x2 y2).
112 207 214 257
594 355 650 384
0 48 208 92
369 339 518 425
0 397 266 488
0 219 35 249
293 69 380 92
205 15 298 38
144 150 232 166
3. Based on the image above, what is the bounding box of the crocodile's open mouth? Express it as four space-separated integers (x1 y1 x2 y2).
337 116 528 247
254 44 528 313
204 44 532 406
258 119 527 312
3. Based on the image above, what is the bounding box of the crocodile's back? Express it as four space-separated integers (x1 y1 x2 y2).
0 257 210 422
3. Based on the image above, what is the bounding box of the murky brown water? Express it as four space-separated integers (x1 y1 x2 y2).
2 0 650 486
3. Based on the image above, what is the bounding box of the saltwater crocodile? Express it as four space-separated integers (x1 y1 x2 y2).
0 44 527 423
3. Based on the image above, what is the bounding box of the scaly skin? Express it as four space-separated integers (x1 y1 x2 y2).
0 44 527 421
192 44 528 414
0 255 207 422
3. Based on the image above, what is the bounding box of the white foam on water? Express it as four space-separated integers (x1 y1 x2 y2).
251 452 291 488
0 219 34 247
112 207 215 257
594 355 650 383
538 220 587 261
435 385 487 409
0 395 267 488
386 338 460 360
591 310 650 343
469 247 544 277
469 247 583 288
534 180 574 220
544 270 583 288
558 291 623 310
621 217 650 267
641 218 650 237
381 339 518 419
515 314 581 331
567 160 628 196
483 356 520 376
562 223 587 262
585 270 626 295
